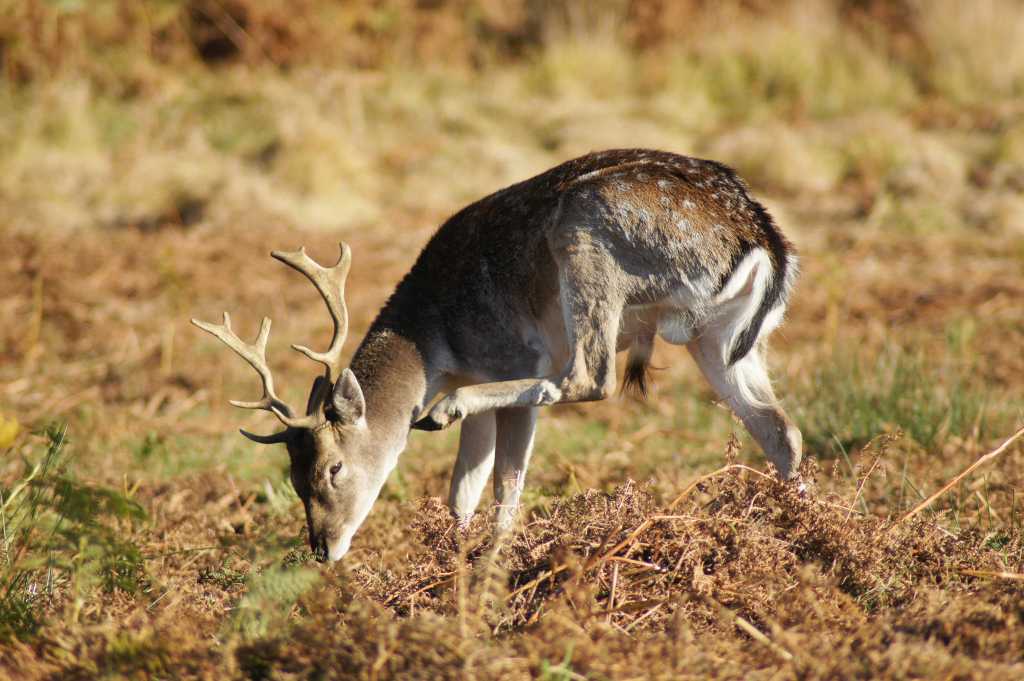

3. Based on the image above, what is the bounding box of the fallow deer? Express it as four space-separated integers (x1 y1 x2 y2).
192 149 802 562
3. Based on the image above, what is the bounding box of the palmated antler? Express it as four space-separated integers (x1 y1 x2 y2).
271 243 352 383
190 312 321 443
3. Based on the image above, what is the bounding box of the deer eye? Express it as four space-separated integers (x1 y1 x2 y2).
329 462 343 478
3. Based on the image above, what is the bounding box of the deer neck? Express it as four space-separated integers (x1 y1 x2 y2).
348 327 434 441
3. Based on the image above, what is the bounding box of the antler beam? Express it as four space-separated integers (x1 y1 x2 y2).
271 243 352 383
190 312 321 442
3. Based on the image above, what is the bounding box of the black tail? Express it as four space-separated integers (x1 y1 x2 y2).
621 336 654 398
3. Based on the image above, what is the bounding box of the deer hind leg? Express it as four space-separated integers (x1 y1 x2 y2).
687 336 802 479
448 411 496 527
492 407 538 533
674 249 802 479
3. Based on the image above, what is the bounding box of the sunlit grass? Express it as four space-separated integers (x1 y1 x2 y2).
0 425 148 641
797 345 1014 456
2 1 1020 237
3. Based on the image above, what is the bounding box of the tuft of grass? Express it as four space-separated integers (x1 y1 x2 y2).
918 0 1024 106
868 194 962 233
704 123 845 194
527 37 636 100
798 346 1000 456
0 424 148 640
662 4 916 125
230 564 321 640
101 630 173 678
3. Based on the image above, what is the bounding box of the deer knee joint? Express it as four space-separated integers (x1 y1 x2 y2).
558 371 615 402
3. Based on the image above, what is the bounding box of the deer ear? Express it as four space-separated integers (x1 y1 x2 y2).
331 369 365 425
305 375 330 415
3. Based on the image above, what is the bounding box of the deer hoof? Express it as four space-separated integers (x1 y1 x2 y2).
415 396 464 431
411 414 445 431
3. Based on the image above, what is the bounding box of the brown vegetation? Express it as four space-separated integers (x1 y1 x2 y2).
1 1 1023 679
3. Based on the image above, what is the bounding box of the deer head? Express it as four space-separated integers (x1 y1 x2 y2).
192 244 393 562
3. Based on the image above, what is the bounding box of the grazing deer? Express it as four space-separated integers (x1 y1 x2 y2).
193 149 802 562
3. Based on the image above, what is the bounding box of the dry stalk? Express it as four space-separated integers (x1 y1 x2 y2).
894 425 1024 528
958 569 1024 581
507 556 576 602
846 452 883 521
667 464 774 511
384 572 456 606
704 596 794 663
607 561 619 624
622 602 665 632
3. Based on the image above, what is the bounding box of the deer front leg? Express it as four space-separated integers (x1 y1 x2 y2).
493 407 538 533
413 379 561 431
411 344 619 430
448 411 496 527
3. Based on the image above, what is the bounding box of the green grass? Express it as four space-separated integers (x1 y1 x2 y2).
0 423 148 640
539 644 580 681
114 428 288 482
797 345 1005 457
229 564 321 640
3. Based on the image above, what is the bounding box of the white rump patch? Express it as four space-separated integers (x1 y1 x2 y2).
711 248 779 410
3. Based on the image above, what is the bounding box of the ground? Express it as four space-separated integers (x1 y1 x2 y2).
1 2 1023 679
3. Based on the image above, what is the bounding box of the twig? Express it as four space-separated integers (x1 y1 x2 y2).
667 464 774 511
593 597 667 619
603 556 665 572
893 425 1024 528
733 613 794 662
506 565 570 601
959 569 1024 581
592 519 653 568
606 562 619 624
846 453 882 521
704 596 794 662
385 572 456 606
623 602 665 632
141 545 219 560
577 521 622 578
669 464 859 516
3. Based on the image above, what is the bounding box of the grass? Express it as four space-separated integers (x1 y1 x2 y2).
0 424 148 641
798 344 1008 456
2 1 1024 678
4 1 1022 235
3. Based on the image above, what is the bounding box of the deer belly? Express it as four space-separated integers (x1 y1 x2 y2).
656 311 697 345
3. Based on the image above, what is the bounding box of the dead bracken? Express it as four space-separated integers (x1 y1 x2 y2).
356 462 1016 631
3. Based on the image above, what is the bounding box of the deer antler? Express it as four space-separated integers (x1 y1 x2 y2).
271 243 352 383
190 312 321 443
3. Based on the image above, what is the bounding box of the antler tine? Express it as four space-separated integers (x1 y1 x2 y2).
191 312 317 434
239 428 293 445
270 243 352 383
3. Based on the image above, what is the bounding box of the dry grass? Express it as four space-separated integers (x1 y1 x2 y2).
2 1 1024 678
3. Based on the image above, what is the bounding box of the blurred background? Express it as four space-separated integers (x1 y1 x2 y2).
4 0 1024 234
